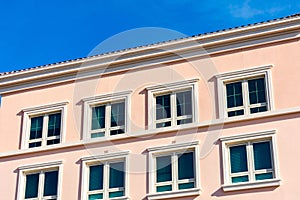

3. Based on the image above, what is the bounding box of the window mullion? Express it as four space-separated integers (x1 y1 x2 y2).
103 162 109 199
42 115 49 147
105 104 110 137
247 142 255 182
171 93 176 126
243 80 250 115
172 153 177 191
38 172 44 200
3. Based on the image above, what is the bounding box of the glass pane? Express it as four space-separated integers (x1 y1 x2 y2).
89 193 103 200
179 182 194 190
253 141 272 170
47 113 61 137
89 165 103 191
109 162 124 188
232 175 249 183
178 152 194 180
91 106 105 130
111 102 125 127
156 94 171 120
255 172 273 180
226 82 243 108
248 78 266 104
47 139 60 145
228 109 244 117
230 145 248 173
25 173 39 198
156 185 172 192
177 118 192 125
30 116 43 140
176 91 192 117
156 121 171 128
44 171 58 196
91 132 105 138
109 191 124 198
156 155 172 182
29 142 42 148
110 129 125 136
250 106 267 114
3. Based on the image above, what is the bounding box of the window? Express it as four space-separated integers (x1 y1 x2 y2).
22 102 68 149
216 65 273 118
83 91 131 139
146 79 198 130
17 161 62 200
220 130 280 191
81 151 129 200
148 142 200 199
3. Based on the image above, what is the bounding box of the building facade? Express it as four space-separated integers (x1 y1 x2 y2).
1 14 300 199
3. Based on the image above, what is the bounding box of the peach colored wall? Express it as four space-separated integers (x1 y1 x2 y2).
1 37 300 199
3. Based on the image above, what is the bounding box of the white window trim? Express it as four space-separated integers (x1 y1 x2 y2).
17 161 63 200
81 151 130 200
82 90 131 140
220 130 281 192
21 101 69 149
215 65 274 118
146 78 199 130
147 141 201 200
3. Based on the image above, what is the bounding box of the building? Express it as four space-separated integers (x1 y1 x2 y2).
1 13 300 200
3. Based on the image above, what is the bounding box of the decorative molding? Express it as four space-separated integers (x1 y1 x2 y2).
81 151 130 162
147 188 201 200
145 78 199 91
22 101 69 113
222 179 281 192
220 130 276 141
147 141 199 152
215 65 273 79
18 160 63 170
82 90 132 103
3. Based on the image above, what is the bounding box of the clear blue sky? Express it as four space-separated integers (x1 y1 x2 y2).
0 0 299 73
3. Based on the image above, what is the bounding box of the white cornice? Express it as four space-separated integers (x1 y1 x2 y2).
0 17 300 94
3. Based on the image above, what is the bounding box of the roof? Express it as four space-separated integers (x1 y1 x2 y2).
1 13 300 77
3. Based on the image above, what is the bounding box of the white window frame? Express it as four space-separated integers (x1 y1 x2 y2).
81 151 130 200
146 78 199 130
220 130 281 192
82 90 131 140
147 141 201 200
215 65 274 118
21 101 68 149
17 161 63 200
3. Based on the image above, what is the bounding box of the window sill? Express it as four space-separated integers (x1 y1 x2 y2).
109 196 129 200
147 188 201 200
222 179 281 192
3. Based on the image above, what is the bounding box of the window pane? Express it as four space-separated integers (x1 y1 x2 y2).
91 132 105 138
156 185 172 192
232 175 249 183
89 193 103 200
248 78 266 104
109 162 124 188
47 113 61 137
110 129 125 136
177 118 192 125
29 142 42 148
30 116 43 140
179 182 195 190
253 141 272 170
250 106 267 114
230 145 248 173
111 102 125 127
89 165 103 191
109 191 124 198
25 173 39 198
91 106 105 130
47 139 60 146
226 82 243 108
44 171 58 196
178 152 194 180
255 172 273 180
156 155 172 182
156 121 171 128
176 91 192 117
228 109 244 117
156 94 171 120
